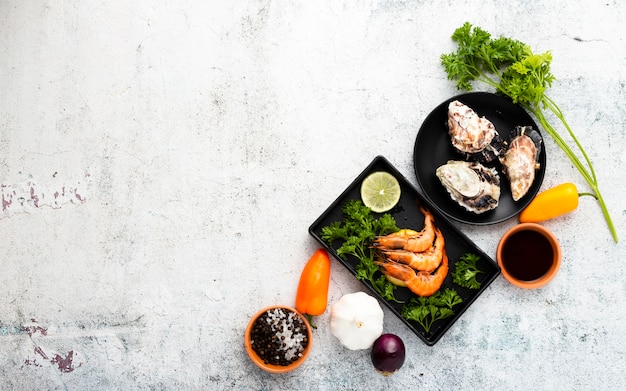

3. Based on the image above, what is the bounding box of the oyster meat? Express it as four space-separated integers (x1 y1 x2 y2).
436 160 501 214
447 100 504 163
500 125 543 201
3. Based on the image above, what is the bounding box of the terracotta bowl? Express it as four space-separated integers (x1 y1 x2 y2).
244 305 313 373
496 223 562 289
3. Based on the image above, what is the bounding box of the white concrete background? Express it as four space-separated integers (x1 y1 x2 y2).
1 1 625 390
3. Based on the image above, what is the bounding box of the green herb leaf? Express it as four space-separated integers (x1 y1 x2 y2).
321 199 400 301
401 289 462 333
452 253 484 290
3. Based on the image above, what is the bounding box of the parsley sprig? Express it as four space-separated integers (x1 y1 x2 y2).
401 288 463 333
451 253 485 290
441 22 617 242
321 199 400 302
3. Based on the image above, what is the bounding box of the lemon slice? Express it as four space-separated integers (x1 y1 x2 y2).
385 274 407 287
360 171 401 213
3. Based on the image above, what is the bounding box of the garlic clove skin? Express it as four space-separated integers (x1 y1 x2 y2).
329 292 384 350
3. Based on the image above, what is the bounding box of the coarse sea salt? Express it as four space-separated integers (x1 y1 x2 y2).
265 308 306 361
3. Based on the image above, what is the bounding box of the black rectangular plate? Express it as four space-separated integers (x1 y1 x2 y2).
308 156 500 346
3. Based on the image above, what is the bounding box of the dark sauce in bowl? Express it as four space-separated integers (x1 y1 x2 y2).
500 230 554 281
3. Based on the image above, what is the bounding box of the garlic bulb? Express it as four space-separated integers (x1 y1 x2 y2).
329 292 384 350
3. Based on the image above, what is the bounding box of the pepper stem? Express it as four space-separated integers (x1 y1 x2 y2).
305 314 317 329
578 192 597 199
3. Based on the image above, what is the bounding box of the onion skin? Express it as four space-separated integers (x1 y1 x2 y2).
370 334 405 376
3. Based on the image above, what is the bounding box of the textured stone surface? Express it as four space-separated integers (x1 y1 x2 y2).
1 1 625 389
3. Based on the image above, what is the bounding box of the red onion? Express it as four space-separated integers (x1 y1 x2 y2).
370 333 405 376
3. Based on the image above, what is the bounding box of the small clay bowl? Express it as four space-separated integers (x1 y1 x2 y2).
244 305 312 373
496 223 562 289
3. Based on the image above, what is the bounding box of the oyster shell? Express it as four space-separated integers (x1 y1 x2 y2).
500 125 543 201
436 160 501 214
447 100 504 163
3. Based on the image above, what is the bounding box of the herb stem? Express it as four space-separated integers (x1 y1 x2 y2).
596 190 619 243
544 95 598 184
525 103 617 242
526 106 594 185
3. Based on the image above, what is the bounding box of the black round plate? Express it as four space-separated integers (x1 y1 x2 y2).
413 92 546 225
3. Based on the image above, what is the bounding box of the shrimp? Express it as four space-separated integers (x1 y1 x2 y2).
373 206 435 253
375 250 449 297
379 227 445 272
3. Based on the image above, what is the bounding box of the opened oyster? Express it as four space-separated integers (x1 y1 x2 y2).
447 100 504 163
500 125 543 201
436 160 501 214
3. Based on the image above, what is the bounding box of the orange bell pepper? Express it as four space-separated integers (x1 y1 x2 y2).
295 249 331 327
